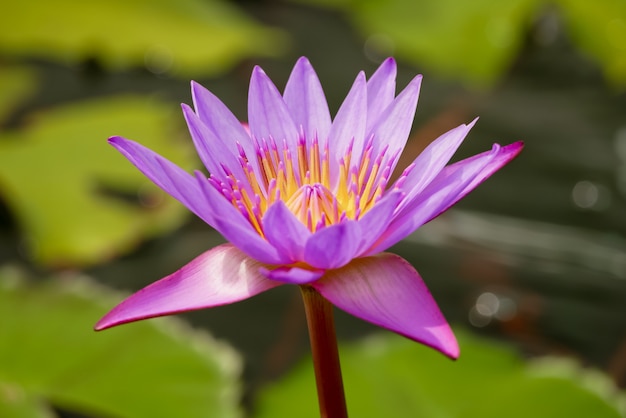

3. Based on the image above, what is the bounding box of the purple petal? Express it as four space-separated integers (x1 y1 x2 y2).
259 266 325 285
262 200 311 262
248 66 299 151
367 74 422 171
283 57 332 145
194 172 290 265
108 136 212 224
422 141 524 222
95 244 281 330
355 190 404 255
312 253 459 359
396 120 477 210
304 221 361 269
190 81 256 161
366 57 397 132
181 104 247 181
328 72 367 182
370 142 522 254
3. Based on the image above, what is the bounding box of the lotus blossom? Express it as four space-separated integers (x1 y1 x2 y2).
96 57 522 359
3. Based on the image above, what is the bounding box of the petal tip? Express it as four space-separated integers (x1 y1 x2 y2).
252 65 267 78
438 334 460 360
94 317 117 331
295 56 312 67
377 57 397 75
107 135 125 145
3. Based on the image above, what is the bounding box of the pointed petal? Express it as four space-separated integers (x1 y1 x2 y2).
368 74 422 168
328 72 367 175
259 266 325 285
108 136 212 224
263 200 311 262
283 57 332 145
356 190 403 255
194 172 290 265
190 81 254 150
248 66 299 150
95 244 281 330
191 81 252 147
370 142 522 254
304 221 361 269
366 57 397 131
396 119 477 211
191 81 261 177
182 104 245 181
422 141 524 222
312 253 459 359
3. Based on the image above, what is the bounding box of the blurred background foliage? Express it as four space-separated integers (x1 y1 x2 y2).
0 0 625 416
290 0 626 87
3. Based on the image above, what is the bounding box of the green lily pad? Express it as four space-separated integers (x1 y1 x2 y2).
290 0 626 88
353 0 537 87
0 95 195 267
0 0 285 77
254 330 624 418
0 67 38 124
0 383 55 418
0 268 242 418
555 0 626 87
287 0 537 87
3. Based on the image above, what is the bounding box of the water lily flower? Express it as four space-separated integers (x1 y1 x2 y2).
96 57 522 360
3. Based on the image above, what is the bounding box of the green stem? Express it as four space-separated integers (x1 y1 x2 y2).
300 286 348 418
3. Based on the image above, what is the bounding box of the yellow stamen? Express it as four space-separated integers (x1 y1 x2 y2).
216 134 393 235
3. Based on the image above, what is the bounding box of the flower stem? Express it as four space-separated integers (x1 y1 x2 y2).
300 286 348 418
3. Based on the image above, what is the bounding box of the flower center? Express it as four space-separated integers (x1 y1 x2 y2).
286 183 341 232
209 134 400 237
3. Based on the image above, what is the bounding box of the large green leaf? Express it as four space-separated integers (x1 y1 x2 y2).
286 0 537 86
289 0 626 87
0 95 195 267
352 0 537 87
555 0 626 86
0 67 38 124
0 385 54 418
254 330 624 417
0 268 242 418
0 0 285 77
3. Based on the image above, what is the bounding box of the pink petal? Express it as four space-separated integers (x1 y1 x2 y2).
283 57 332 145
366 57 397 132
312 253 459 359
304 221 361 269
367 74 422 165
370 141 522 254
355 190 403 255
328 72 367 183
422 141 524 223
396 119 477 211
95 244 281 330
194 172 290 265
190 81 256 162
108 136 212 225
259 266 325 285
262 200 311 262
248 66 299 151
191 82 262 180
181 104 247 182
